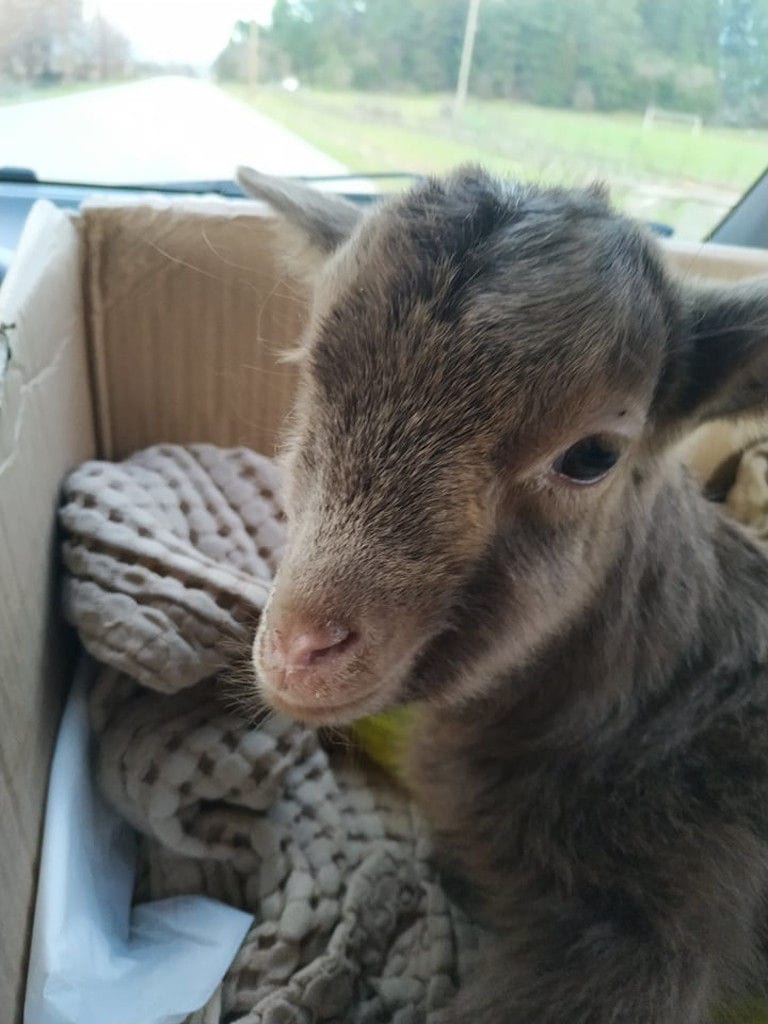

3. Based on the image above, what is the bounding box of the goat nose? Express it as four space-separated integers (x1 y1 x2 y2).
277 621 355 670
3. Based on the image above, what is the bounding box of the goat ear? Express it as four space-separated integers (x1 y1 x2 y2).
236 166 361 283
586 180 610 204
657 279 768 427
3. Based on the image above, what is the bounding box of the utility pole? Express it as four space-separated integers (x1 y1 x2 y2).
247 22 259 86
453 0 481 121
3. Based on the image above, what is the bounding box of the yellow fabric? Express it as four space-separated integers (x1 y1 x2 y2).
716 999 768 1023
347 704 421 782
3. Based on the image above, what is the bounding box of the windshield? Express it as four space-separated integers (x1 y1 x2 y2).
2 0 767 240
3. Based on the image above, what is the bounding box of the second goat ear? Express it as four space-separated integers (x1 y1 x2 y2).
654 279 768 429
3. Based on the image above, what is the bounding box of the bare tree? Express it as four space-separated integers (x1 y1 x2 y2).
0 0 133 85
0 0 82 81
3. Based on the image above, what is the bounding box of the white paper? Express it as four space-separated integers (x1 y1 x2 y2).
25 661 253 1024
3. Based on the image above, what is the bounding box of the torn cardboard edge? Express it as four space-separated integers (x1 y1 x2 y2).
0 198 96 1023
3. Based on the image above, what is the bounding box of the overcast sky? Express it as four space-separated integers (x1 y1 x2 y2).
84 1 275 65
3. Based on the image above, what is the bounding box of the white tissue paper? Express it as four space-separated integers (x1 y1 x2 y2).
24 662 253 1024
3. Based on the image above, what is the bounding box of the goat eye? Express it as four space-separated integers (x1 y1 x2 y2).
552 436 619 484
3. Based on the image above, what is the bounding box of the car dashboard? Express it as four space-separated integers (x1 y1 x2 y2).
2 168 767 285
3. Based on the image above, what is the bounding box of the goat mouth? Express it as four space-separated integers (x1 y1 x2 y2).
259 643 425 725
261 684 385 725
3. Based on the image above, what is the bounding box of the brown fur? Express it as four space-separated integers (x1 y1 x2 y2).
239 165 768 1022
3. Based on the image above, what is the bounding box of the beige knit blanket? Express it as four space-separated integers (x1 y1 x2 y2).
59 444 478 1024
59 438 768 1024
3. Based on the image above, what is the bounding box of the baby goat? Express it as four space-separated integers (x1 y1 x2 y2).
240 165 768 1023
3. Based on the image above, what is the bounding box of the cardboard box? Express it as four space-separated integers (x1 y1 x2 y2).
1 193 768 1021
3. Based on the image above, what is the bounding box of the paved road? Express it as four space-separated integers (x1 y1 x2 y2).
0 76 348 184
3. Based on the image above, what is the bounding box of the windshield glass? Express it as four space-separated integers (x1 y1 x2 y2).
2 0 767 240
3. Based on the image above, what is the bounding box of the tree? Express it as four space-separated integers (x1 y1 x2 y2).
0 0 133 84
0 0 83 82
250 0 768 123
718 0 768 122
639 0 719 65
86 13 132 80
481 0 643 110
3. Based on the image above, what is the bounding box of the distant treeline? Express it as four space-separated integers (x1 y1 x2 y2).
0 0 137 85
216 0 768 125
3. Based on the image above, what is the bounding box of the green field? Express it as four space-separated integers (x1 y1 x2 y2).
229 86 768 239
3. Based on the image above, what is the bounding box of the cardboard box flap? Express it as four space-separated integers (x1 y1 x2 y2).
0 201 94 450
662 236 768 281
76 191 768 464
80 195 307 460
0 199 95 1021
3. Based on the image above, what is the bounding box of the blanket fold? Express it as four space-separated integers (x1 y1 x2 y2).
60 443 478 1024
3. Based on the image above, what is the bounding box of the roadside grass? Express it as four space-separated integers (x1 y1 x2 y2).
0 80 129 108
227 85 768 238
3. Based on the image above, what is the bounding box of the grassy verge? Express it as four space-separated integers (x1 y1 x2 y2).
227 85 768 238
0 79 130 107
